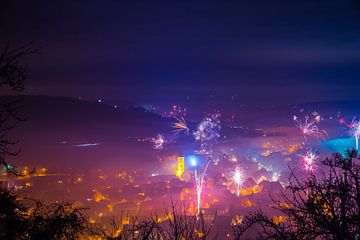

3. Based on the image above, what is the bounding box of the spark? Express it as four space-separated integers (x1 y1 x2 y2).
163 105 187 118
229 155 238 163
301 150 318 173
340 117 360 150
152 134 165 150
294 116 326 140
188 155 212 215
233 167 245 197
353 122 360 151
348 117 358 129
300 150 319 195
172 117 190 135
193 160 211 215
193 115 221 149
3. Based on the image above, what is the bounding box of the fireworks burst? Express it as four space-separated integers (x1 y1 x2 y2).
300 150 319 173
294 115 326 140
172 117 190 135
340 117 360 150
152 134 165 150
232 167 244 197
163 105 187 118
353 122 360 151
300 149 319 195
193 115 221 149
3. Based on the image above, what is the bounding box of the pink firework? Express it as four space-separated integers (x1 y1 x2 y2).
301 150 319 173
340 116 357 128
294 116 326 140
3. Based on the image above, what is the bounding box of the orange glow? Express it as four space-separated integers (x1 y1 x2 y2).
257 175 267 184
241 198 254 207
288 144 300 154
261 150 271 157
179 188 191 201
231 215 244 226
263 142 272 148
240 185 263 196
272 215 287 225
93 190 106 202
107 204 113 212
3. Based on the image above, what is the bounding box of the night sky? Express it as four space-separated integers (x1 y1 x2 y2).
1 0 360 107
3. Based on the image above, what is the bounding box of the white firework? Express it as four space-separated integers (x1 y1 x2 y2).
193 115 221 148
294 115 326 140
232 167 245 197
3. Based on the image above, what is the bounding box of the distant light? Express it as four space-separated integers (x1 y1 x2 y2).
98 99 102 103
229 156 237 163
74 143 101 147
188 155 199 167
114 105 118 109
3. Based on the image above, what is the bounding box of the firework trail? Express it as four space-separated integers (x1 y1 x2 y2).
354 123 360 151
193 160 211 215
299 150 318 195
191 114 221 215
294 115 326 140
340 117 360 150
232 167 244 197
152 134 165 150
172 117 190 135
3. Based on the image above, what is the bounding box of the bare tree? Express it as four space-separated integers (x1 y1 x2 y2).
0 42 38 175
89 212 158 240
0 183 88 240
90 201 217 240
157 201 216 240
26 202 88 240
0 184 28 240
0 42 38 91
233 150 360 240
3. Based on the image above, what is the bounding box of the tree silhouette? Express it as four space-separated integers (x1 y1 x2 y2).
0 42 38 175
233 150 360 240
91 201 217 240
0 185 28 240
0 184 88 240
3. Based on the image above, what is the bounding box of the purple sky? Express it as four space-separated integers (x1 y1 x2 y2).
1 0 360 107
